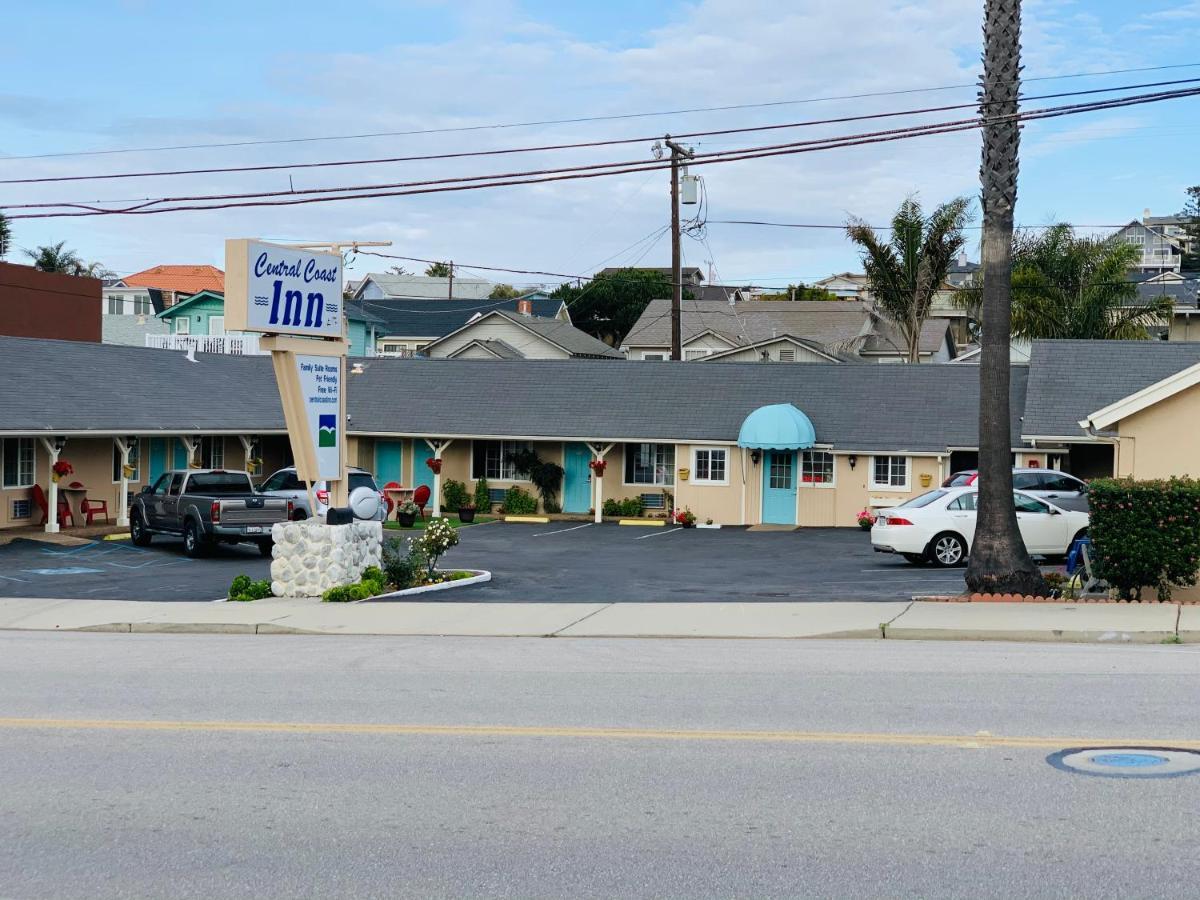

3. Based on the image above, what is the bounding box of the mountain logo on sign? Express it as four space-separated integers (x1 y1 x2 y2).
318 414 337 448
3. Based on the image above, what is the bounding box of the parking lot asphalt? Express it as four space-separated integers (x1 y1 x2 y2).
0 523 970 603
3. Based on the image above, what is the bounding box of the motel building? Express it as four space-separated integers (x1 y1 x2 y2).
3 336 1200 534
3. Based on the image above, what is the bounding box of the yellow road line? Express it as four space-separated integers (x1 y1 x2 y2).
0 717 1197 750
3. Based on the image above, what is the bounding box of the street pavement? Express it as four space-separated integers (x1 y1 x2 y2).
2 632 1199 899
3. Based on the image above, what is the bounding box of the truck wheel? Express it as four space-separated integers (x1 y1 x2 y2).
130 512 153 547
257 540 273 558
183 520 210 558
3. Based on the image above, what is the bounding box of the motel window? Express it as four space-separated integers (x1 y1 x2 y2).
2 438 35 489
471 440 532 481
692 447 728 485
106 295 123 314
683 349 712 361
870 455 909 490
133 295 152 316
800 450 834 485
174 317 190 334
625 443 675 486
641 352 667 361
113 441 140 483
201 437 224 470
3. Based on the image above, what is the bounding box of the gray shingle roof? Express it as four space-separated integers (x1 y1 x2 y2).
356 273 495 300
485 311 622 358
1134 279 1199 308
358 296 564 339
1022 339 1200 438
463 339 525 359
347 357 1028 451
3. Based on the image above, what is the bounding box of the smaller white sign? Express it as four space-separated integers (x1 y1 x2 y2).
240 240 343 338
296 354 342 481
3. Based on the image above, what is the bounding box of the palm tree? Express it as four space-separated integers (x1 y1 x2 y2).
23 241 83 274
0 213 11 259
847 196 973 362
1010 225 1173 339
77 260 117 280
424 261 452 277
964 0 1047 597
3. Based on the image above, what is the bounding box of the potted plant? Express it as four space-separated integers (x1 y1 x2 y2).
588 459 607 477
51 460 73 484
673 507 697 528
856 507 875 530
459 500 477 524
426 457 443 475
396 500 419 528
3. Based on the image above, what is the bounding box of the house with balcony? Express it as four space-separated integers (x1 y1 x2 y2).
1114 218 1185 275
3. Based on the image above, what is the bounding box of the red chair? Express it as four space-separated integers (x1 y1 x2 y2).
81 497 111 525
412 484 431 520
31 484 74 527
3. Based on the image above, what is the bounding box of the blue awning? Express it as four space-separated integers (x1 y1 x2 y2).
737 403 816 450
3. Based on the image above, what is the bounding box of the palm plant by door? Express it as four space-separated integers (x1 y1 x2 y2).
964 0 1048 597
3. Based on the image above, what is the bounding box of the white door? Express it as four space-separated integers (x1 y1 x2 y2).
1013 493 1069 554
946 492 979 548
208 316 225 336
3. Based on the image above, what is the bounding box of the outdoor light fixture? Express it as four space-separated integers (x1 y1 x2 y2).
848 455 858 470
750 449 761 466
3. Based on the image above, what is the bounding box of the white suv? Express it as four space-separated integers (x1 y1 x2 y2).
941 468 1086 501
259 466 386 521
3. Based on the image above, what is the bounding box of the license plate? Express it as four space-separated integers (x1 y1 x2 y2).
243 526 264 534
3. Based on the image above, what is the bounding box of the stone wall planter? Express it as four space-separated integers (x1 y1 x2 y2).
362 569 492 601
270 520 382 598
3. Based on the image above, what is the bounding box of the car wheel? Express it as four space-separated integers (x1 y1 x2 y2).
902 553 928 566
257 540 274 558
929 532 967 568
183 520 209 558
130 512 152 547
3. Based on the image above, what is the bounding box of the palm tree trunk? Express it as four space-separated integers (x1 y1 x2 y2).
964 0 1047 596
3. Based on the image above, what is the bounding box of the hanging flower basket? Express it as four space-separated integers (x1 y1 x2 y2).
51 460 74 484
122 463 136 478
588 459 607 476
426 457 443 475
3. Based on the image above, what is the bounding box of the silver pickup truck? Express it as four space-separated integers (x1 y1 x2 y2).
130 469 291 558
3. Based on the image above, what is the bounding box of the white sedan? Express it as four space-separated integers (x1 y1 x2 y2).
871 486 1090 567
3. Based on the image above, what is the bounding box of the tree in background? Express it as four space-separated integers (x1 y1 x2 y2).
846 195 972 362
0 212 11 259
488 283 520 299
23 241 83 274
756 284 841 302
550 268 681 345
424 261 451 277
1010 225 1172 339
387 265 411 276
1181 185 1200 271
965 0 1047 598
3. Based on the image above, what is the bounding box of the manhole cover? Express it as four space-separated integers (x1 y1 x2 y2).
1047 747 1200 779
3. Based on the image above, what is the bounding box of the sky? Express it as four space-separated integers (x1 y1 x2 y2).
2 0 1199 288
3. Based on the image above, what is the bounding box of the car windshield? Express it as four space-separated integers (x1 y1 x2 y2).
896 490 948 509
187 473 252 494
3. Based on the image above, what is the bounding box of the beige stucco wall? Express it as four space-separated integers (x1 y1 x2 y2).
428 319 572 360
1114 384 1200 479
672 444 751 525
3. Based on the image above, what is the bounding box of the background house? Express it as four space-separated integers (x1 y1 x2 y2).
359 295 569 357
120 265 225 308
422 306 622 359
353 273 496 301
0 262 100 343
1113 219 1185 275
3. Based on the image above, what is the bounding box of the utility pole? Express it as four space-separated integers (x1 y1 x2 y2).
664 135 694 361
448 260 454 300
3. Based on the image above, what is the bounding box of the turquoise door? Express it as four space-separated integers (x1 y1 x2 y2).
562 443 592 514
148 439 168 481
173 441 189 469
413 442 435 492
761 451 797 525
375 441 404 486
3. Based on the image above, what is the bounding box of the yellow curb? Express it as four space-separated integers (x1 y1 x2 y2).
619 518 665 527
102 533 132 541
504 516 551 524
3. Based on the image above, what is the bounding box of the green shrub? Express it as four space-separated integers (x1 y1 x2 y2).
543 499 562 514
474 477 492 511
502 486 538 515
442 479 470 511
322 582 373 603
382 537 425 590
228 574 272 602
1088 477 1200 601
601 497 644 517
602 498 621 516
506 448 564 508
417 518 460 575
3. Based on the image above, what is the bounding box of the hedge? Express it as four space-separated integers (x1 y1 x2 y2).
1088 477 1200 601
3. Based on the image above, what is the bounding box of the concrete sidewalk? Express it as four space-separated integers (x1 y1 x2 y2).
0 596 1192 643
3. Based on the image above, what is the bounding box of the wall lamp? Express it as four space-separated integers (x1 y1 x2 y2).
750 449 761 466
848 455 857 470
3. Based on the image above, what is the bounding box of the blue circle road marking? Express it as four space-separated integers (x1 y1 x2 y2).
1089 753 1169 768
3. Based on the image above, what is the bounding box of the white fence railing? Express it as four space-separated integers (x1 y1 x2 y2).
145 333 264 355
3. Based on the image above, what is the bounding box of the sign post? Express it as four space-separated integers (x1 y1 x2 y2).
224 239 348 511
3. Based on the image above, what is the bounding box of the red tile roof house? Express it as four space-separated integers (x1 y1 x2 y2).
121 265 225 308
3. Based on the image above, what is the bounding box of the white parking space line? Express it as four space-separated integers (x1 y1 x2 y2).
533 523 594 537
634 527 683 540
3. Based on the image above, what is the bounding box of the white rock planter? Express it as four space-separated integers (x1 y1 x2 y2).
270 520 383 598
363 569 492 601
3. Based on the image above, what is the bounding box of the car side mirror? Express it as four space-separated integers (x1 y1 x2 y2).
1048 507 1061 516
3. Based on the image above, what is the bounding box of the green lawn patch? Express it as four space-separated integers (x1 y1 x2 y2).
385 515 495 531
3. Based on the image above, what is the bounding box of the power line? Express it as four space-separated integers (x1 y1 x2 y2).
4 62 1198 163
709 219 1137 231
7 86 1199 221
7 76 1197 186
